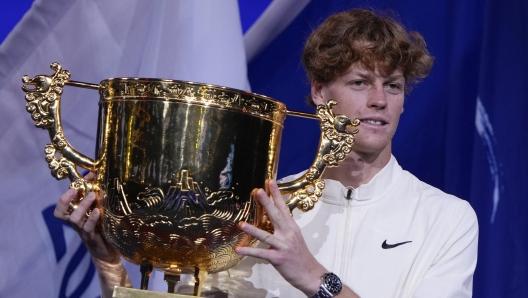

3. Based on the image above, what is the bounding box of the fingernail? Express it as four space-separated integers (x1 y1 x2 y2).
237 221 245 229
67 189 76 196
235 246 244 256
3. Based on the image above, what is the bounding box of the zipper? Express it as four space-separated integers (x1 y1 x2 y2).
341 196 353 280
335 188 353 280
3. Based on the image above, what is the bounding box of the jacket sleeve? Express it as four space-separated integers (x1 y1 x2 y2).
412 201 479 298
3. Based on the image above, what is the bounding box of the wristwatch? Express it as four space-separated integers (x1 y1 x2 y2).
311 272 342 298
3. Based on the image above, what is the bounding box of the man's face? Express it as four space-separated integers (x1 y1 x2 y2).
312 63 405 157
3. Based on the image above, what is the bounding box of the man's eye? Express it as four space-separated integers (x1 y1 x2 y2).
387 83 401 89
351 80 364 86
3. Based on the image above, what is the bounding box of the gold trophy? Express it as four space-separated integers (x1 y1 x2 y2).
22 62 359 297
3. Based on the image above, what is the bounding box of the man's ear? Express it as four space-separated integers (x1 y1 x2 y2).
311 81 326 106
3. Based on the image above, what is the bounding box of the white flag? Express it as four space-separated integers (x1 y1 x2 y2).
0 0 248 297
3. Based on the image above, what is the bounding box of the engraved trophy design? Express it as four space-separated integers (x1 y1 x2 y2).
22 63 359 297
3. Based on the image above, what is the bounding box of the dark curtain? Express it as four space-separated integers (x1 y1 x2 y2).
247 0 528 297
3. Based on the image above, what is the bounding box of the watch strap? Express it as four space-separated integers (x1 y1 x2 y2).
311 272 342 298
312 284 334 298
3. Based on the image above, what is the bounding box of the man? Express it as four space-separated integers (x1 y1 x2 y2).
55 8 478 298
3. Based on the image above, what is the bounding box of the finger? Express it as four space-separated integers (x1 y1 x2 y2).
82 206 100 233
84 171 95 181
235 245 277 263
256 188 287 230
238 221 283 248
268 180 301 231
268 180 290 216
69 192 95 226
54 188 77 220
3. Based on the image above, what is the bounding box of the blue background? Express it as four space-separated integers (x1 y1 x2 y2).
2 0 527 296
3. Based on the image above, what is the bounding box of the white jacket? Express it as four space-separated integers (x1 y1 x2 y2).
177 156 479 298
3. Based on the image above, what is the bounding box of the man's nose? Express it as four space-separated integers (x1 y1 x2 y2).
367 86 387 109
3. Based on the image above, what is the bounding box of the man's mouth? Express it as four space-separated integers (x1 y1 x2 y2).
361 119 386 126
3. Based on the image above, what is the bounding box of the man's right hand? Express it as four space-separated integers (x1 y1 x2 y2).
53 172 131 297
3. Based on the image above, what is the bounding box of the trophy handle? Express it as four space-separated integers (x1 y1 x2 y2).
278 101 360 212
22 62 99 207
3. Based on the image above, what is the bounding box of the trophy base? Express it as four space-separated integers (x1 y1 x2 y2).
112 286 195 298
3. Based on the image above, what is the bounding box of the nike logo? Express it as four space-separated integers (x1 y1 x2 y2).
382 240 412 249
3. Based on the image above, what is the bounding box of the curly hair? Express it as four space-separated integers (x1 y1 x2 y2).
302 8 434 104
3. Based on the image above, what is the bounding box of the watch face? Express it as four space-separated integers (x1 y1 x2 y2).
323 272 343 294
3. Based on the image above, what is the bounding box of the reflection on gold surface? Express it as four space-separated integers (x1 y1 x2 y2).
103 170 253 273
22 62 359 283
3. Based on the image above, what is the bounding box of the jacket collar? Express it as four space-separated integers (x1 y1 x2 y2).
321 155 403 205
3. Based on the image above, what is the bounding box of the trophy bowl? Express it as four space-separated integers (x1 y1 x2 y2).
22 63 359 295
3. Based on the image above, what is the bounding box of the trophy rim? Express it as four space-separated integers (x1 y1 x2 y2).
100 78 282 104
98 77 288 124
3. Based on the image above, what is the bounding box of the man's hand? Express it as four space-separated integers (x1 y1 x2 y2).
53 172 131 297
53 173 119 263
235 179 326 296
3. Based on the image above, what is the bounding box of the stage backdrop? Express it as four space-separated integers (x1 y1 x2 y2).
1 0 527 297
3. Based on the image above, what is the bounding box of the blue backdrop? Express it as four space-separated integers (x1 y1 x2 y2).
245 1 528 297
2 0 527 297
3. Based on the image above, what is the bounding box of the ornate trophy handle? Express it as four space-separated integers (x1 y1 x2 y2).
22 62 98 208
278 101 360 212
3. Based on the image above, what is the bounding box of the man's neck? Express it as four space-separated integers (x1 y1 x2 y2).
321 149 392 188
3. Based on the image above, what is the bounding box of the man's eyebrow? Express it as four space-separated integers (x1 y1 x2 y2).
347 72 405 81
344 70 372 78
386 74 405 81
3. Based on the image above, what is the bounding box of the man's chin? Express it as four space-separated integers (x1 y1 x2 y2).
350 143 391 159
